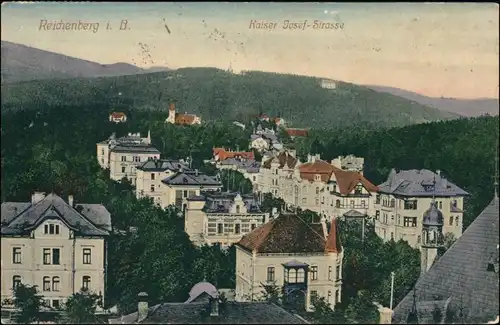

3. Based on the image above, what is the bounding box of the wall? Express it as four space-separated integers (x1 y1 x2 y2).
136 169 174 205
96 143 110 169
109 151 160 185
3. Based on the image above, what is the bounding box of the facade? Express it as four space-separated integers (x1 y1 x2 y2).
374 169 469 248
96 132 161 186
1 192 111 310
184 192 270 247
154 170 222 210
249 135 270 152
393 196 499 324
320 79 337 90
255 152 378 220
109 282 307 324
235 214 343 312
135 158 191 206
109 112 127 123
165 103 201 125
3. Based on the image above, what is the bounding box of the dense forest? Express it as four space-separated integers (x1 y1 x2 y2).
1 68 458 128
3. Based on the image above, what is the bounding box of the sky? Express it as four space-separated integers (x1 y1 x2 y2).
1 2 499 99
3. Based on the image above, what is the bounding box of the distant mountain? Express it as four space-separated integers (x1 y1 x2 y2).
365 85 499 117
0 40 169 83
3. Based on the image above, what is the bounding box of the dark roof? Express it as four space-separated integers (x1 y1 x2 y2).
262 152 298 169
218 158 261 174
422 201 444 227
393 198 499 324
236 214 342 254
137 159 190 172
1 193 111 236
162 171 222 187
111 145 160 154
109 302 307 324
192 192 264 214
378 169 469 197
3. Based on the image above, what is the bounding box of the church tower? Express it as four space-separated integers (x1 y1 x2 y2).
167 102 176 124
420 195 444 274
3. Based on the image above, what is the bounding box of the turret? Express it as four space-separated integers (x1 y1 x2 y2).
420 200 444 274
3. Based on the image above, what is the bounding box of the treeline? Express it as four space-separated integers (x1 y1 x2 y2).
297 116 499 228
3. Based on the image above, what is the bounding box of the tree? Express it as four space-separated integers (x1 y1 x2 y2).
59 288 102 324
11 283 45 324
261 192 286 213
220 169 253 194
310 296 347 324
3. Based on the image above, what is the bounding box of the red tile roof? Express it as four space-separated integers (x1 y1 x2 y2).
237 214 342 254
285 128 308 137
212 148 255 161
175 113 197 125
299 159 379 194
110 112 126 118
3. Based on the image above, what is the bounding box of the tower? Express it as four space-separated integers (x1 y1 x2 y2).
420 177 444 274
167 102 176 124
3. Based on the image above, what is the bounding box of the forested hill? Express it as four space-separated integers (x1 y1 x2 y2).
294 116 499 228
0 67 459 128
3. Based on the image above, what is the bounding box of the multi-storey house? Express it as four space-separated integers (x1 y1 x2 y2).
96 132 160 186
216 158 261 185
184 192 269 247
159 170 222 210
1 192 111 310
256 153 378 220
235 214 343 312
374 169 469 248
135 158 190 206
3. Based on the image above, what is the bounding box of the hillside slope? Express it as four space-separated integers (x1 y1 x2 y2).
366 85 499 117
0 68 459 128
1 41 169 83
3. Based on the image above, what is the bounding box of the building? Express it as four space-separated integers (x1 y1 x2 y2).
274 117 286 127
96 132 161 186
109 282 308 324
1 192 111 310
255 152 378 220
212 148 255 162
235 214 343 312
184 192 270 247
216 158 261 185
158 170 222 210
331 155 364 173
165 103 201 125
284 128 309 139
249 134 270 152
392 196 499 324
320 79 337 90
135 158 191 206
109 112 127 123
374 169 469 248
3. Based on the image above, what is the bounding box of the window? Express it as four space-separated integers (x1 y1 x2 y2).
404 200 418 210
121 166 126 173
44 224 60 235
375 211 380 220
315 198 319 205
361 200 366 207
310 266 318 280
217 224 223 234
336 200 341 208
133 156 140 162
101 149 104 155
288 269 297 283
350 200 355 208
43 276 51 291
52 277 60 291
355 184 363 194
452 200 457 208
376 195 381 204
12 247 21 264
52 299 60 309
316 187 319 194
83 248 91 264
151 173 155 180
43 248 51 265
335 290 340 304
236 205 240 213
449 216 453 226
397 215 401 225
82 276 91 290
417 235 421 244
311 290 318 302
13 276 21 290
302 198 307 204
297 269 305 282
150 184 155 192
439 201 442 209
328 290 332 302
52 248 60 265
328 266 332 280
183 190 188 198
267 267 275 281
235 224 241 234
121 156 126 162
455 216 459 226
391 232 394 240
336 265 341 280
403 217 417 227
251 224 256 230
390 199 395 208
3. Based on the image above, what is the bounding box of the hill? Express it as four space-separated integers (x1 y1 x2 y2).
0 67 459 128
366 85 499 117
0 40 170 83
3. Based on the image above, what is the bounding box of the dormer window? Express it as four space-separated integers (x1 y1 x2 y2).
315 174 321 182
354 184 363 195
236 205 240 213
44 224 60 235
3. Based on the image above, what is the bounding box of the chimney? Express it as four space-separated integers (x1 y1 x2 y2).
195 169 199 177
31 192 46 204
169 103 175 111
137 292 149 323
209 297 219 317
68 195 74 207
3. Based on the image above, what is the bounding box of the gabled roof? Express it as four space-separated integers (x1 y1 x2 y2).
378 169 469 197
236 214 342 254
213 148 255 161
1 193 111 236
162 171 222 187
285 128 308 137
110 112 126 118
175 113 198 125
110 144 160 154
393 198 499 324
137 159 190 172
262 151 298 169
193 191 264 214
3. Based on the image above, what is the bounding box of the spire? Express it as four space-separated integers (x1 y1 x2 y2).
406 288 419 324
